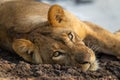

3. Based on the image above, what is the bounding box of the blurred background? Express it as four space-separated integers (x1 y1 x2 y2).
37 0 120 33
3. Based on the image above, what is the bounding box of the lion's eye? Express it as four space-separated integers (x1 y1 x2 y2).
53 51 62 57
68 32 73 40
52 51 65 61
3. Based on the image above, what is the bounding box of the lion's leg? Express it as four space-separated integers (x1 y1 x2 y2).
84 21 120 57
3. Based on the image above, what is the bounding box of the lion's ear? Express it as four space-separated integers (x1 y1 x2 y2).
12 39 42 64
48 4 67 27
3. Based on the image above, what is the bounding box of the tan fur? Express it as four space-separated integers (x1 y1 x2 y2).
114 30 120 39
0 0 119 71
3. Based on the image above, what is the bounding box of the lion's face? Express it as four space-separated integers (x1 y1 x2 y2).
12 4 98 71
32 29 98 71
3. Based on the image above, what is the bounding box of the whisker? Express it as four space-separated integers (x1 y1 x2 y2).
85 41 100 52
87 41 90 47
85 41 92 48
91 45 100 52
94 47 100 52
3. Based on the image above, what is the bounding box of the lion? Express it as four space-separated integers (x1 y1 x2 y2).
0 0 119 72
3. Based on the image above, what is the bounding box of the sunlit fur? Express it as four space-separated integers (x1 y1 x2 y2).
0 0 120 72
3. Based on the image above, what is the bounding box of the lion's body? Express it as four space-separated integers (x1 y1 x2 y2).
0 0 120 71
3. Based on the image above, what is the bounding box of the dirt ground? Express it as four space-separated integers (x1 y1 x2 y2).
0 49 120 80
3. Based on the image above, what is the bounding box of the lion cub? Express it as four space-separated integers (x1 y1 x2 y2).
0 0 119 72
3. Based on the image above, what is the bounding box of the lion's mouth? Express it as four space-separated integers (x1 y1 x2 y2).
77 60 99 72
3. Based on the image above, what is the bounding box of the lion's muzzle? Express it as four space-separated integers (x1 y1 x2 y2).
74 46 98 72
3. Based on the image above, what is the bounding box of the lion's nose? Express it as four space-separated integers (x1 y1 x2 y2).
75 51 95 64
75 53 90 64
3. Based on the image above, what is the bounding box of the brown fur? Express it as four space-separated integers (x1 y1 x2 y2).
0 0 119 71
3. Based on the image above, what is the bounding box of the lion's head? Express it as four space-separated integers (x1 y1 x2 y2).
12 4 98 72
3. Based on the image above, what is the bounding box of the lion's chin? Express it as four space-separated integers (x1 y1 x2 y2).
79 60 99 72
89 60 99 71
